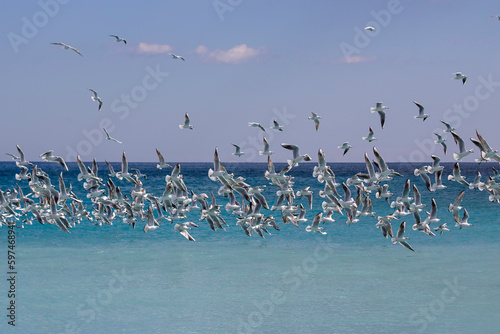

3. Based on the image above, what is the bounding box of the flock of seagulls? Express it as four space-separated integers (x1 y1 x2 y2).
5 29 498 251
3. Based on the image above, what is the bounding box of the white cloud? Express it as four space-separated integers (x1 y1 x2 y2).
137 42 173 55
336 55 377 64
196 44 266 64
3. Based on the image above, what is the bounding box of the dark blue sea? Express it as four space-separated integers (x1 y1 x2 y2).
1 161 499 334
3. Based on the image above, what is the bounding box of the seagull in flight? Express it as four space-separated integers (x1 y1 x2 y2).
40 150 68 171
370 102 388 128
259 137 273 156
248 122 266 132
281 143 311 167
270 120 284 131
103 128 122 144
413 101 429 121
392 221 415 252
231 144 245 157
109 35 127 44
156 149 172 169
453 72 467 85
440 120 456 133
451 131 473 161
51 42 82 56
179 113 194 129
308 112 321 131
338 142 352 156
434 133 447 155
364 26 375 31
89 89 103 111
362 127 377 142
170 53 185 61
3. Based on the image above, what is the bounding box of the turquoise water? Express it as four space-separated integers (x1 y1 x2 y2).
1 162 500 334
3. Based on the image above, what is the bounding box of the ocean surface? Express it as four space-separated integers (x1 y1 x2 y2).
1 161 500 334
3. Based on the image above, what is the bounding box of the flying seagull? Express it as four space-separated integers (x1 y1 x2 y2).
179 113 194 129
413 101 429 121
109 35 127 44
453 72 467 85
156 149 172 169
392 221 416 252
308 112 321 131
338 142 352 156
170 53 185 61
270 120 284 131
88 89 103 111
440 120 456 133
364 26 375 31
40 150 68 171
370 102 388 128
248 122 266 132
362 127 377 142
51 42 82 56
232 144 245 157
103 128 122 144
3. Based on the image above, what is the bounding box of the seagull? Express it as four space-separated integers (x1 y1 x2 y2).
448 190 465 214
51 42 82 56
491 15 500 20
281 143 311 167
89 89 103 111
8 145 33 167
103 128 122 144
40 150 68 171
305 212 326 235
448 162 469 186
179 113 194 130
143 207 160 233
109 35 127 44
451 131 473 161
426 155 444 174
169 53 185 61
413 101 429 121
434 133 447 155
338 142 352 156
270 120 284 131
15 165 31 181
392 221 416 252
469 171 485 191
308 112 321 131
470 130 500 162
440 120 456 133
362 127 377 142
364 26 375 31
259 137 273 156
453 72 467 85
370 102 388 128
231 144 245 157
248 122 266 132
423 198 440 225
434 223 450 235
174 222 198 241
155 149 172 169
454 208 472 229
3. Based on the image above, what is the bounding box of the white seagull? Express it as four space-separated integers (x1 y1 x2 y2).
453 72 467 85
306 212 326 235
370 102 388 128
156 149 172 169
440 120 456 133
392 221 416 252
451 131 473 161
308 112 321 131
231 144 245 157
89 89 103 111
170 53 185 61
281 143 311 167
338 142 352 156
51 42 82 56
109 35 127 44
270 120 284 131
434 133 447 155
174 222 198 241
248 122 266 132
364 26 375 31
454 208 472 229
259 137 273 156
179 113 194 129
103 128 122 144
40 150 68 171
413 101 429 121
362 127 377 142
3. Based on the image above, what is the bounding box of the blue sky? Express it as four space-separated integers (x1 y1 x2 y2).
1 0 500 163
